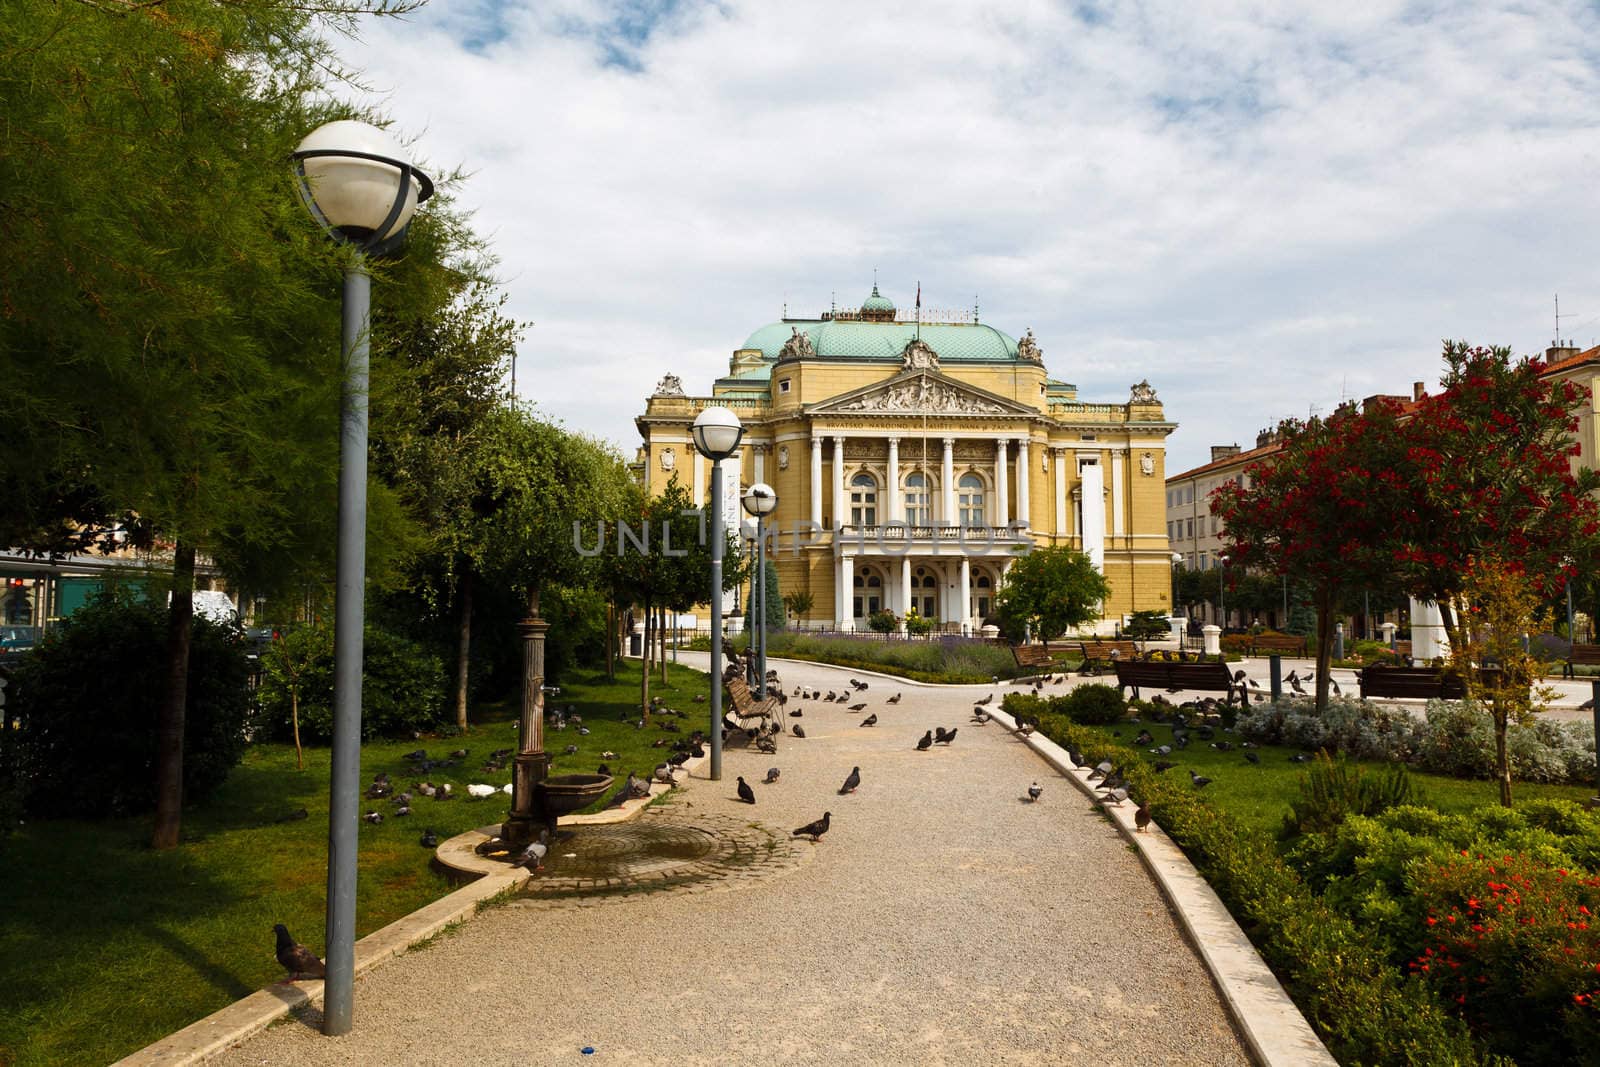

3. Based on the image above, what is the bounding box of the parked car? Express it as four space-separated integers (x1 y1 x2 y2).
0 624 38 660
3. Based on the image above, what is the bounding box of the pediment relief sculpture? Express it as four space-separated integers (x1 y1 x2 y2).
900 338 940 371
831 374 1010 415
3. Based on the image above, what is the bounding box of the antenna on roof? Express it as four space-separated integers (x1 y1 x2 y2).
973 294 979 324
1556 292 1567 348
782 294 787 319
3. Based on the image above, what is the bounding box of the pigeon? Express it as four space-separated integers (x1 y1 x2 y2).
935 727 958 746
839 766 861 794
1288 674 1307 696
419 828 438 848
501 782 513 794
792 723 807 738
436 783 454 799
597 763 611 775
972 709 992 724
756 735 778 754
789 708 804 717
1134 801 1151 832
1027 782 1043 803
653 763 678 785
1189 769 1213 789
792 812 832 840
887 693 902 704
467 783 498 798
933 727 950 744
976 693 994 706
1330 677 1342 696
848 702 867 712
1151 744 1172 756
363 811 383 824
1288 753 1313 763
764 767 781 784
364 781 392 800
736 776 756 804
693 693 706 703
1102 786 1129 806
274 924 326 979
1088 761 1113 782
564 744 579 755
415 782 437 798
1211 741 1234 752
1134 730 1154 746
1153 761 1176 773
916 730 933 751
393 805 411 817
859 713 878 728
450 748 469 759
513 830 550 871
1243 751 1260 764
578 726 591 736
403 749 427 762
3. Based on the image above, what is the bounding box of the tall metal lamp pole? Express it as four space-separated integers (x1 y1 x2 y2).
691 407 744 782
743 484 778 699
292 120 432 1037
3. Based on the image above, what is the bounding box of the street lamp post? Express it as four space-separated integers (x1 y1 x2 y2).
743 483 778 699
1170 551 1182 617
292 120 432 1038
690 406 744 782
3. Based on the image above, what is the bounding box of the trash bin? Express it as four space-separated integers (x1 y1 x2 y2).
628 630 642 657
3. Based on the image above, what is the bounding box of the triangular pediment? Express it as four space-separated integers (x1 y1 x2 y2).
806 369 1035 418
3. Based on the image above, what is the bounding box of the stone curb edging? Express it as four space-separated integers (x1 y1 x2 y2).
988 706 1338 1067
115 753 707 1067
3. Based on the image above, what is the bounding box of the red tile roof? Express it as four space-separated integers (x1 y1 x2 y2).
1540 344 1600 378
1167 438 1283 483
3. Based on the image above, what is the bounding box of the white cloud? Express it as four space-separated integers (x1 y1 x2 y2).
335 0 1600 471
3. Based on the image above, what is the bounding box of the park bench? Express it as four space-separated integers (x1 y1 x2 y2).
1012 643 1064 674
1358 665 1510 700
1079 640 1144 676
723 676 778 736
1390 640 1413 664
1113 659 1239 704
1249 634 1308 657
1564 644 1600 679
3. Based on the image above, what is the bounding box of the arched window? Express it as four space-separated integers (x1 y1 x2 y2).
972 571 994 621
959 473 985 526
904 472 931 526
850 472 878 526
853 567 884 619
912 565 938 620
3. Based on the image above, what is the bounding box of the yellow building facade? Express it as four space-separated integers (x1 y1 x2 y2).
633 285 1177 633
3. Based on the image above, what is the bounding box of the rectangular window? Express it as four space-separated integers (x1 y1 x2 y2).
778 379 791 394
1199 552 1208 569
1187 518 1194 538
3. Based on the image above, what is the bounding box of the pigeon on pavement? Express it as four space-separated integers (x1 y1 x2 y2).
859 713 877 727
792 812 832 840
935 727 958 746
916 730 933 751
887 693 902 704
274 924 326 980
848 702 867 712
976 693 994 706
513 830 550 871
736 776 756 804
1135 801 1151 832
838 766 861 794
1027 782 1043 803
764 767 780 784
792 723 807 738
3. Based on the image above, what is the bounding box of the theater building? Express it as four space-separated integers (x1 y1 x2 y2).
633 284 1177 633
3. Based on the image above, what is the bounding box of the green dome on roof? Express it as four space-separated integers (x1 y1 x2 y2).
860 284 895 314
743 318 1020 363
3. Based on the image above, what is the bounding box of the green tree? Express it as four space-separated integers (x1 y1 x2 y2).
1122 609 1169 645
783 590 815 625
745 559 783 632
994 546 1110 644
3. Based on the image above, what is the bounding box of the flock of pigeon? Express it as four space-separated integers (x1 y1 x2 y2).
354 746 521 851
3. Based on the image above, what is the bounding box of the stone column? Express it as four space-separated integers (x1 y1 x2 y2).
959 556 972 634
1079 459 1105 570
692 449 705 507
900 555 912 630
1016 437 1031 529
1053 447 1067 537
753 443 765 486
887 437 901 522
840 554 855 631
941 437 955 522
833 435 848 530
810 435 823 528
995 439 1009 525
1110 448 1126 539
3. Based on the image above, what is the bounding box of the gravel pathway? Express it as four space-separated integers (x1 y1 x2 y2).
214 657 1248 1066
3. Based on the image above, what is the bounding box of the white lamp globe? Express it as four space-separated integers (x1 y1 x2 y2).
294 120 427 241
743 482 778 517
691 406 744 460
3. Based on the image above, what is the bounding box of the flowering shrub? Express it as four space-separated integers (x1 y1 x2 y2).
1410 851 1600 1062
1415 700 1595 785
903 608 934 636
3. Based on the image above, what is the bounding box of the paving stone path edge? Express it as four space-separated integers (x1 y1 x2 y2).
113 757 703 1067
987 704 1339 1067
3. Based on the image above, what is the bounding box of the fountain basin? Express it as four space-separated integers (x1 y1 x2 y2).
538 773 614 816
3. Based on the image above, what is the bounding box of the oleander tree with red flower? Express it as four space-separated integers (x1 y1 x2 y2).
1212 400 1415 710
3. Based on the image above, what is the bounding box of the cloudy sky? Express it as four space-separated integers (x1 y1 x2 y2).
337 0 1600 473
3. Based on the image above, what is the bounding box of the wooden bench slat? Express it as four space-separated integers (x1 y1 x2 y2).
1112 659 1238 703
1566 643 1600 677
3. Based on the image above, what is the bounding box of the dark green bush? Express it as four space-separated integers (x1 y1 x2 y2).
1281 752 1416 839
13 593 253 817
1055 683 1126 725
258 620 447 742
867 609 897 634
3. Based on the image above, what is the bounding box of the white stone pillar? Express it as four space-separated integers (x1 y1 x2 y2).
1053 447 1067 537
887 437 901 522
1016 437 1030 529
1410 597 1450 660
1110 448 1126 539
810 435 823 528
942 437 955 522
692 448 705 507
1202 624 1222 656
833 435 848 530
753 444 765 486
901 556 912 627
995 439 1009 525
959 556 972 634
840 554 855 631
1080 459 1105 570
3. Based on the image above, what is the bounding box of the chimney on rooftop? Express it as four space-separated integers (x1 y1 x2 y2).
1546 344 1580 363
1210 444 1242 463
1412 381 1426 401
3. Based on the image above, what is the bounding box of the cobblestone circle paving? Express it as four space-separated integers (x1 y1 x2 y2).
512 805 812 900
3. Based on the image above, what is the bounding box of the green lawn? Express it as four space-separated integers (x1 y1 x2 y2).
1073 720 1597 835
0 660 713 1067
